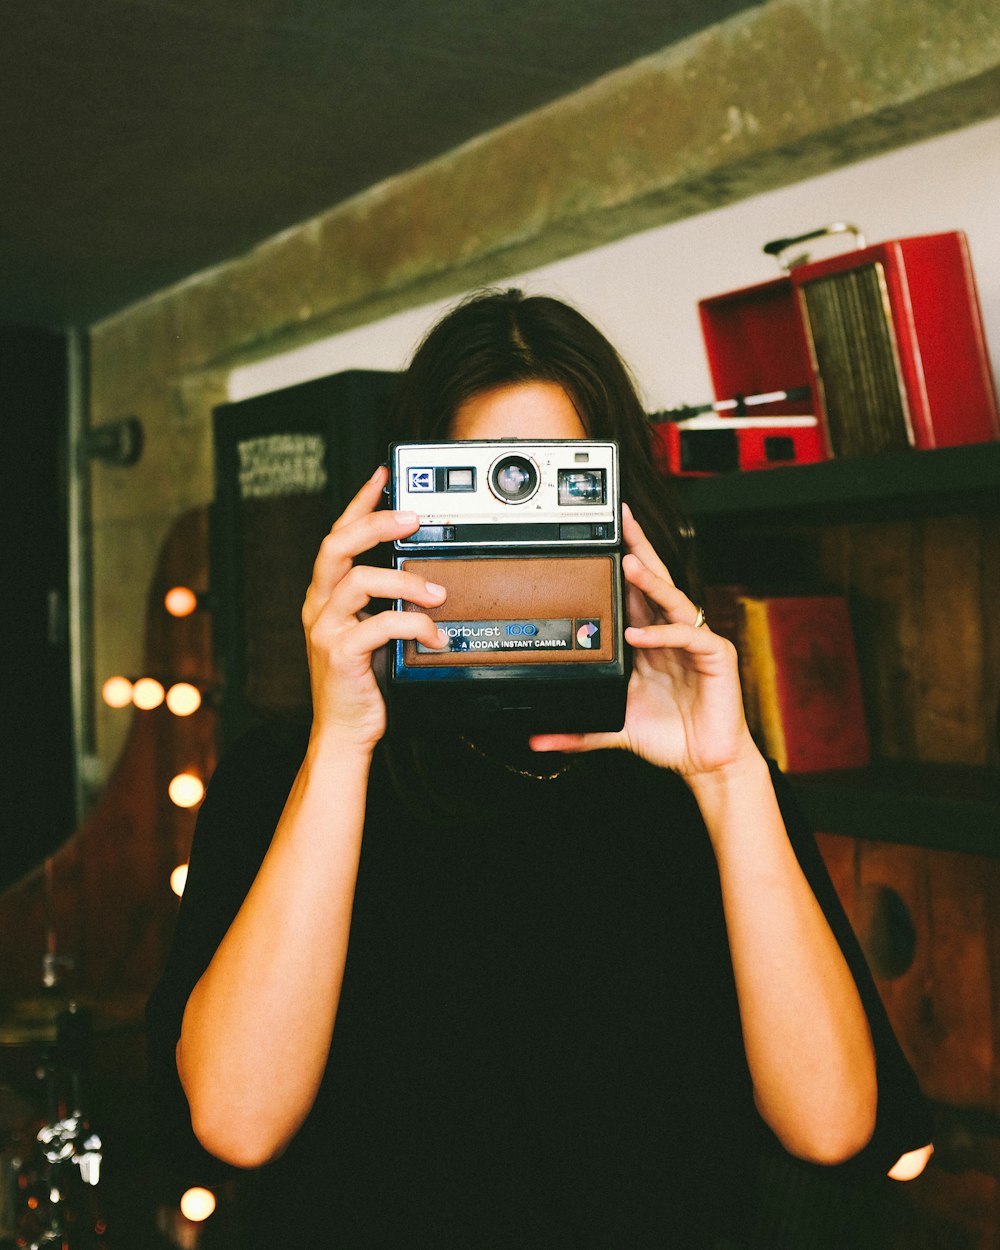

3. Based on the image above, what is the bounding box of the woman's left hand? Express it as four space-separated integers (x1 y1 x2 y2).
529 503 760 780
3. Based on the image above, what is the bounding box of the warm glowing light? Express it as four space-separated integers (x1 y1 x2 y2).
132 677 165 710
170 864 189 898
888 1143 934 1181
166 682 202 716
102 676 134 708
165 586 199 618
168 773 205 809
179 1186 216 1222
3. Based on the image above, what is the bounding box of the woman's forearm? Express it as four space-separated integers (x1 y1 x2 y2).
176 733 372 1168
687 750 878 1165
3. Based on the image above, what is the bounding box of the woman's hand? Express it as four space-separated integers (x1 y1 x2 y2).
301 465 447 752
530 503 759 780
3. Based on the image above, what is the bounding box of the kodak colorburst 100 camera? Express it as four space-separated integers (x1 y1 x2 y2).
387 439 630 733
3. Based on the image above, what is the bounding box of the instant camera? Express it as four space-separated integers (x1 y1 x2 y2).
387 439 630 733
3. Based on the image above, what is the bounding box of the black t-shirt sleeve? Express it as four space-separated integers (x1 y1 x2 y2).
767 763 933 1175
144 721 307 1179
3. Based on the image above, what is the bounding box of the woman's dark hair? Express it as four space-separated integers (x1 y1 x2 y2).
387 288 695 594
380 288 700 814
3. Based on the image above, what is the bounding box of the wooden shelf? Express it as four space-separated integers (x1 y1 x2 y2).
673 442 1000 853
790 762 1000 857
675 441 1000 523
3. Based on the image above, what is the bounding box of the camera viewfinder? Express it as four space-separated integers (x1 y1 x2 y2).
446 468 476 491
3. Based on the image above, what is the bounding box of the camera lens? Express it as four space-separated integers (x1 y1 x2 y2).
489 454 539 503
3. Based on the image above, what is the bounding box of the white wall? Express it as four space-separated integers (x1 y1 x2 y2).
228 115 1000 413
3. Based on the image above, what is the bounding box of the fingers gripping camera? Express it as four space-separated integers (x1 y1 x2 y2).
388 440 630 733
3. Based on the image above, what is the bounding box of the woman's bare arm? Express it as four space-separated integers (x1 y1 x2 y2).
176 469 446 1166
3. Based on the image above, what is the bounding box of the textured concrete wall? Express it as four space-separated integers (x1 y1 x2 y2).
87 0 1000 780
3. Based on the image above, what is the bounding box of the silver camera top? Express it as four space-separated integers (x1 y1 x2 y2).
390 439 620 549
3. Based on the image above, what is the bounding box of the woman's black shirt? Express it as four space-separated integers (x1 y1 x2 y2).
146 723 930 1247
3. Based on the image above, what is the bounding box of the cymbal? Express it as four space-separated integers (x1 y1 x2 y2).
0 992 146 1046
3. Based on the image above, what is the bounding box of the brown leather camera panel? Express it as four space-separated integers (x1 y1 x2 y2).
399 554 618 666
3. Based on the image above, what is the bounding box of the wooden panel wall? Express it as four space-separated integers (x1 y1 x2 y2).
820 833 1000 1248
818 513 1000 768
814 512 1000 1247
699 505 999 1242
0 508 216 1004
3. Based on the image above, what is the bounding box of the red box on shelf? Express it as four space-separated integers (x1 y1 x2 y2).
698 276 817 422
650 415 824 477
697 231 1000 459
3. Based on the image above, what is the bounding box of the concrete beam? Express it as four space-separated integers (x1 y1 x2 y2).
93 0 1000 378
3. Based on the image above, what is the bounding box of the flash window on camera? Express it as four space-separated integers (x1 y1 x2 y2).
558 468 606 506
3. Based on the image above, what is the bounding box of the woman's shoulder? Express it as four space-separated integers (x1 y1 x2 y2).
201 717 310 820
217 715 309 771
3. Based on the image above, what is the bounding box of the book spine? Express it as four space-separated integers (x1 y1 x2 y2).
737 596 788 770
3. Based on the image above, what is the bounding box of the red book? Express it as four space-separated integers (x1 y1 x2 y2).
737 595 870 773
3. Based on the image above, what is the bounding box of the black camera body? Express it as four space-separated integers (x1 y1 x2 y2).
387 439 630 734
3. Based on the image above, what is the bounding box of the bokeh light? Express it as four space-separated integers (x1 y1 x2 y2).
164 586 199 618
101 676 134 708
166 682 202 716
170 864 189 898
168 773 205 809
179 1187 216 1221
888 1144 934 1182
132 677 165 710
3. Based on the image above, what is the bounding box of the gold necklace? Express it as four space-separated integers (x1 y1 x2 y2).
457 734 578 782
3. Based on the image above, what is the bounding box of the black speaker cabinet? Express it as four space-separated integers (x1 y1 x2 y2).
212 369 399 746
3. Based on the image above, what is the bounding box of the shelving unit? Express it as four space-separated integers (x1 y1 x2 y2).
676 441 1000 523
675 442 1000 855
791 761 1000 857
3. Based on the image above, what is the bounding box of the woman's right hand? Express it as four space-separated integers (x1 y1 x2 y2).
301 465 448 751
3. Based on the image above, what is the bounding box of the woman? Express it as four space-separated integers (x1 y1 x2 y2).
148 290 931 1247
